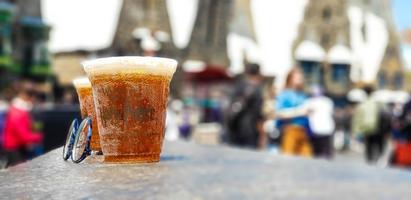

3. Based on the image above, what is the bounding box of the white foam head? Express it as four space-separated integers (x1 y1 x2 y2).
82 56 178 77
72 77 91 88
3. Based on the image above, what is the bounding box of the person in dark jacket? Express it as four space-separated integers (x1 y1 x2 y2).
228 63 265 149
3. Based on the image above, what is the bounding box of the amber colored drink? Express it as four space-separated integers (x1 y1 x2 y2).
83 57 177 163
73 77 102 152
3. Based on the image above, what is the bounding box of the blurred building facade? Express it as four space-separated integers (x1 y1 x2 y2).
403 29 411 91
293 0 351 97
34 0 408 101
293 0 405 98
0 0 51 98
374 0 404 90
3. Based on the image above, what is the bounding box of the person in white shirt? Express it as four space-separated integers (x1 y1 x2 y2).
305 85 335 159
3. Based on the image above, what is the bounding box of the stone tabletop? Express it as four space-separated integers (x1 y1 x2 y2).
1 141 411 199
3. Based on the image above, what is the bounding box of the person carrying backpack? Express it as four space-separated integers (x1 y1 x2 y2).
352 86 385 164
227 63 264 149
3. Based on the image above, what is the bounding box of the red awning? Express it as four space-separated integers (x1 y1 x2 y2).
185 65 232 82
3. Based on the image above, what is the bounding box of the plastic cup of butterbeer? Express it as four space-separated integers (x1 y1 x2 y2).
82 56 177 163
72 77 102 153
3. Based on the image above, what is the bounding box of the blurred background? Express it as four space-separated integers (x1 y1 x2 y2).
1 0 411 169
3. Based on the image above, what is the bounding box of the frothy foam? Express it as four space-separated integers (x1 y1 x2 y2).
72 77 91 88
82 56 178 76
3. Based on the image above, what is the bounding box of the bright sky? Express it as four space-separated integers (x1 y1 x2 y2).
392 0 411 31
41 0 122 52
392 0 411 69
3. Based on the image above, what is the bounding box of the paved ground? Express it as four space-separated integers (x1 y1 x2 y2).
334 150 365 164
1 141 411 199
0 140 391 169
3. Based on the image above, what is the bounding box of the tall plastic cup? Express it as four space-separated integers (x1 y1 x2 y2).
82 56 177 163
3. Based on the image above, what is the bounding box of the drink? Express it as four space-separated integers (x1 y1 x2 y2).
72 77 102 152
82 56 177 163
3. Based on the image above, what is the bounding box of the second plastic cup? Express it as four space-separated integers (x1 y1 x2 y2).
72 77 102 152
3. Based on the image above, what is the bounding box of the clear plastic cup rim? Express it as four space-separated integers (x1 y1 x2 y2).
72 77 91 88
82 56 178 76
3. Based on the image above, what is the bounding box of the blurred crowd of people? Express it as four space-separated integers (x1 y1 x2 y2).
166 63 411 168
226 66 336 159
2 64 411 169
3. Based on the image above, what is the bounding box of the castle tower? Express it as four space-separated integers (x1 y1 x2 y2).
184 0 234 68
111 0 175 57
230 0 255 40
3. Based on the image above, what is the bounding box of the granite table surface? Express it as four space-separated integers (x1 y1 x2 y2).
1 141 411 200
